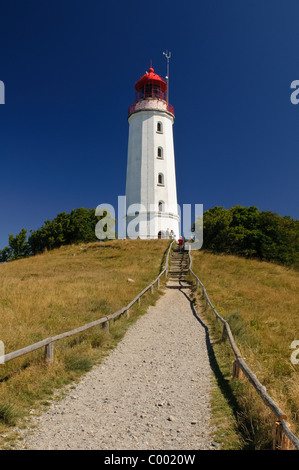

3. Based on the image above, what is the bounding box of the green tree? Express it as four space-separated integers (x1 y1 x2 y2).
28 207 117 255
68 208 99 244
0 228 30 262
194 205 299 266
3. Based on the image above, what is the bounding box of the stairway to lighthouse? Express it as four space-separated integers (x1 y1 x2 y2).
167 247 191 289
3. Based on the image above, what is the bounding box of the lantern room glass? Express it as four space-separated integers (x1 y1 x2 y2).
135 83 166 102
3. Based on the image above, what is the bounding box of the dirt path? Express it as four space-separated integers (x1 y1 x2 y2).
16 287 218 450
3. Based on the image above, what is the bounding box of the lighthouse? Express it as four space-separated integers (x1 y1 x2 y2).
125 65 180 240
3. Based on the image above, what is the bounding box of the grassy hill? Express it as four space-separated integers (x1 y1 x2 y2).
0 239 169 445
0 239 298 450
190 250 299 449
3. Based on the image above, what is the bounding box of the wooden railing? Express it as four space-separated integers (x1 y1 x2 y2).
187 249 299 450
0 241 174 366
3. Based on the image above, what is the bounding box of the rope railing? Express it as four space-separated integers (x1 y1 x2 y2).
187 249 299 451
0 240 174 366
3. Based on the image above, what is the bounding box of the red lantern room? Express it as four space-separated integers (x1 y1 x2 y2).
128 66 174 117
135 67 167 101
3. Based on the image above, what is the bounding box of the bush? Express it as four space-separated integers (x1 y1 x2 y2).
195 206 299 266
0 207 117 262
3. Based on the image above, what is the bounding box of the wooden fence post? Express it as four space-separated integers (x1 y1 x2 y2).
103 320 110 332
222 324 228 342
273 421 292 450
151 285 154 294
45 342 54 363
138 297 141 306
125 309 130 319
232 360 244 380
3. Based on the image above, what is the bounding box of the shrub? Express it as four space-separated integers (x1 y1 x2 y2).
194 206 299 266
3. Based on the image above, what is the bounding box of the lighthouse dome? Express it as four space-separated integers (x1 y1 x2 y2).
135 67 167 93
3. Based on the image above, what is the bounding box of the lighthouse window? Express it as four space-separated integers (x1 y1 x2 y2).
157 147 163 159
158 201 165 211
158 173 164 185
157 122 163 133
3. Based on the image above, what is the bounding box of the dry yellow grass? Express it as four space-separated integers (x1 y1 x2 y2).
0 239 168 350
190 250 299 448
0 239 169 445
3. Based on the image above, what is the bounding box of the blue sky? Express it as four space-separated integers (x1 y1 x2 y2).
0 0 298 248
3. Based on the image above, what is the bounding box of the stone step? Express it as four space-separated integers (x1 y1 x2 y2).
169 276 189 280
171 262 188 265
172 253 188 257
172 254 188 257
169 274 190 279
166 280 191 289
168 250 190 284
169 270 189 274
169 269 188 273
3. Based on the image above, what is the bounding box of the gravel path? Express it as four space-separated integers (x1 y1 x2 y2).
16 287 218 450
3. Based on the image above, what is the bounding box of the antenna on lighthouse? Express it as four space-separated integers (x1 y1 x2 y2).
163 50 171 102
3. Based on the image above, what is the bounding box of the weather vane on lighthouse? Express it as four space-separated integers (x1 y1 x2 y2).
163 50 171 103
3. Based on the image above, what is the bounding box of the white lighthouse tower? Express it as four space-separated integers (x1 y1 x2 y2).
125 64 180 239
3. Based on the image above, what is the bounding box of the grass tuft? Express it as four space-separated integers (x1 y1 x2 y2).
0 403 20 426
64 356 93 373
